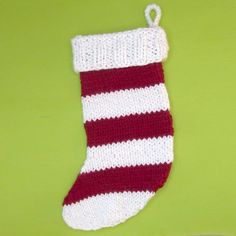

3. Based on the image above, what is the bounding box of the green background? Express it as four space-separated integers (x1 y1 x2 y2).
0 0 236 235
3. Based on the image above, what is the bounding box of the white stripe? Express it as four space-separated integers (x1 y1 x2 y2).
82 84 169 122
80 136 173 174
62 191 154 230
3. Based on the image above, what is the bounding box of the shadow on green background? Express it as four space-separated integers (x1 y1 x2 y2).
0 0 235 235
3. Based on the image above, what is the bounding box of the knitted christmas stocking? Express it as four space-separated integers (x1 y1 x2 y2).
62 4 174 230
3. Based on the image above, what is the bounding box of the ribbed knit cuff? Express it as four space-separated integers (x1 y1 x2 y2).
72 27 169 73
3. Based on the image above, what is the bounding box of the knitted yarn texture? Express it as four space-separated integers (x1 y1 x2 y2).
62 3 174 230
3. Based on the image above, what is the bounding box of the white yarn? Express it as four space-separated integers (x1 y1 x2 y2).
62 191 154 230
145 3 161 27
72 4 167 72
81 136 173 173
82 84 170 122
72 26 168 72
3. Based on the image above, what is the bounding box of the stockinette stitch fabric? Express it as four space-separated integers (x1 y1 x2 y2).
62 3 174 230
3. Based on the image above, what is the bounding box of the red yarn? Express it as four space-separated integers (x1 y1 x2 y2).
85 111 173 147
64 163 171 205
81 62 164 96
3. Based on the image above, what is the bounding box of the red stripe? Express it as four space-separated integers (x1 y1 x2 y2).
85 111 173 147
80 62 164 97
63 163 171 205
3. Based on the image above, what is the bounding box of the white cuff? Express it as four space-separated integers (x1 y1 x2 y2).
72 27 169 72
72 4 169 72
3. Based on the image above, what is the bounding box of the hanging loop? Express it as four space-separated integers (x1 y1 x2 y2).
145 3 161 27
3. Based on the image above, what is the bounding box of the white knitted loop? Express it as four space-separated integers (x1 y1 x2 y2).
145 3 161 27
